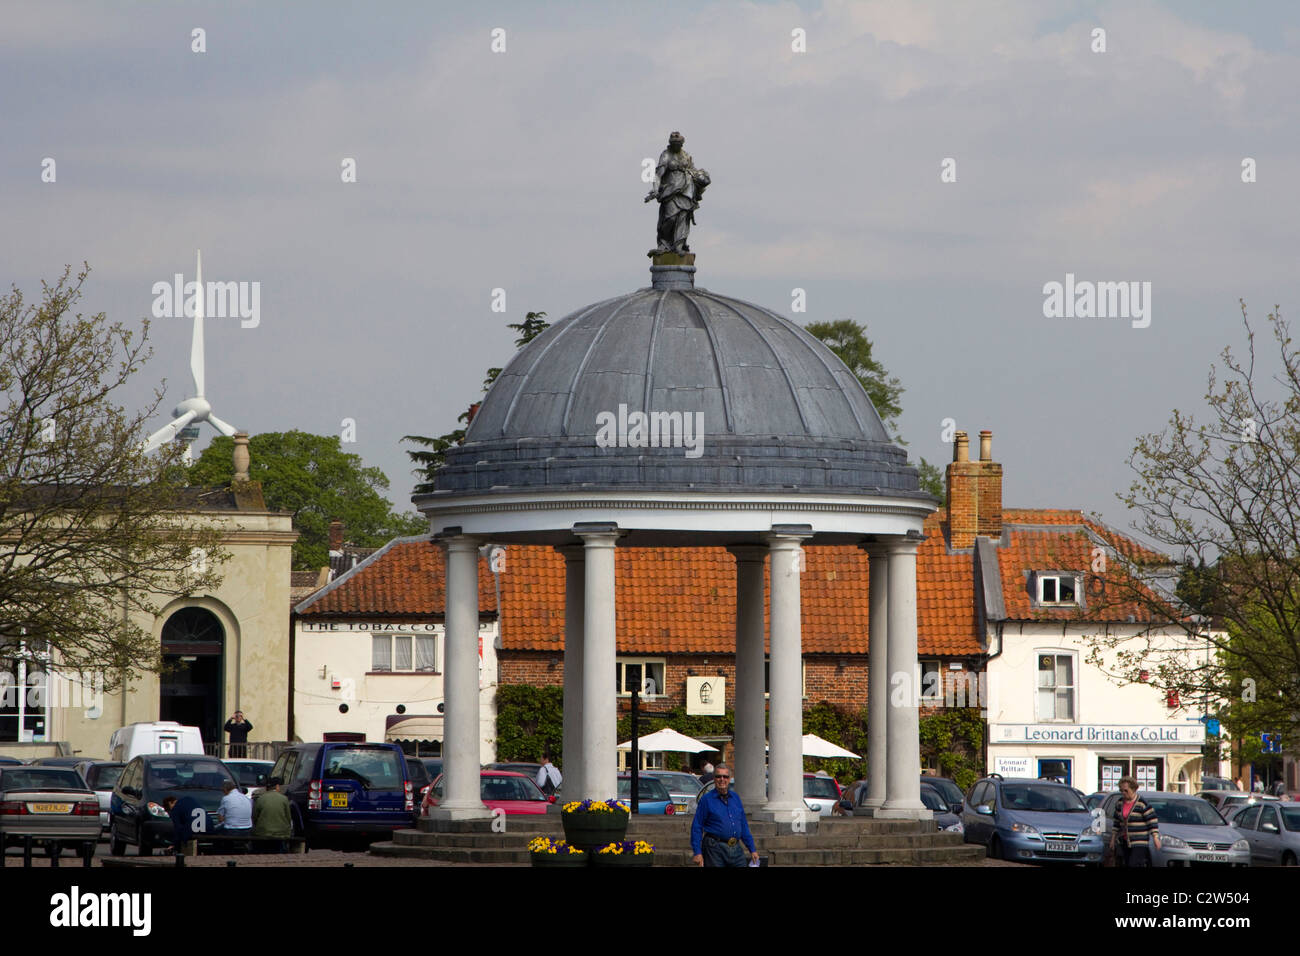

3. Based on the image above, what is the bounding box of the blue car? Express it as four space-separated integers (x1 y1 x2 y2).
962 775 1104 864
617 774 676 815
270 742 417 846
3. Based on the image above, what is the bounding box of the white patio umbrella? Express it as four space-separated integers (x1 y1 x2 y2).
617 727 718 753
801 733 860 759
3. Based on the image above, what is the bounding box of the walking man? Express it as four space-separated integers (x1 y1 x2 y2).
690 764 758 867
536 752 562 798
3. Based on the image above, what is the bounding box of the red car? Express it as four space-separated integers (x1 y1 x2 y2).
421 770 553 816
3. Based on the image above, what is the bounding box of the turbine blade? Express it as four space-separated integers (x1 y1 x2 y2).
143 410 198 452
207 413 238 437
191 249 205 397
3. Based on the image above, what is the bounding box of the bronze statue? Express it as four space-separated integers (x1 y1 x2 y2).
645 131 710 256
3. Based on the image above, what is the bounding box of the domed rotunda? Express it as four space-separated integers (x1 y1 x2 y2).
417 196 935 826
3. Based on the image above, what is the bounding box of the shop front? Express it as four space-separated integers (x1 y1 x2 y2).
989 723 1206 794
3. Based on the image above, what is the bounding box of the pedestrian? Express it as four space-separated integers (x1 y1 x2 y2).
536 752 562 798
1270 779 1286 797
223 710 253 758
690 764 758 867
698 760 715 786
252 776 294 852
1110 776 1161 867
1234 775 1245 791
218 780 253 832
163 794 206 854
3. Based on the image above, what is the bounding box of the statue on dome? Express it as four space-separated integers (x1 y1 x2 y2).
645 131 710 257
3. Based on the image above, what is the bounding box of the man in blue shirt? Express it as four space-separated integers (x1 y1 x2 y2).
690 764 758 867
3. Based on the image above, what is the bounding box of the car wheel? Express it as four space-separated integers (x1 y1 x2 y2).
988 835 1004 861
1282 851 1297 867
109 825 126 856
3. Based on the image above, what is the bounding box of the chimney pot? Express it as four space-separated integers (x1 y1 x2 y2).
232 432 251 482
979 430 993 462
954 431 970 463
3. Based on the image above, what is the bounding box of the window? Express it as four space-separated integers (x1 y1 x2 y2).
617 659 665 697
371 633 438 673
920 660 941 702
1036 653 1075 720
0 639 51 743
763 656 808 699
1037 574 1078 605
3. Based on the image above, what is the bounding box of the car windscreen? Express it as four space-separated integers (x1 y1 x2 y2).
617 777 669 800
654 774 701 793
481 775 545 802
146 761 232 793
321 748 404 790
227 763 272 787
87 765 125 790
1 768 86 791
1000 785 1086 811
804 777 840 799
1145 798 1228 826
920 788 948 812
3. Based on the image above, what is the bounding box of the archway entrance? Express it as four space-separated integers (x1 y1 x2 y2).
160 607 224 749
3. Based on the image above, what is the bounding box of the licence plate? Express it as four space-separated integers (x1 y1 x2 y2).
1195 852 1228 862
29 803 73 814
328 792 349 808
674 803 688 812
1045 841 1075 852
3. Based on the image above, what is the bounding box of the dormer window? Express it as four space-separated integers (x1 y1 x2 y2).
1037 573 1078 605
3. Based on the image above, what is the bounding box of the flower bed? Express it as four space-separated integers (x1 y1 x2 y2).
527 837 588 867
592 839 655 867
560 799 630 851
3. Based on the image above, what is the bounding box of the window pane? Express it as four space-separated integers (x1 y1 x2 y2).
645 663 664 696
1056 657 1072 688
1039 688 1055 719
372 635 391 671
415 636 437 671
1042 577 1058 602
1037 657 1054 688
394 635 412 670
1056 688 1073 720
1059 577 1076 602
624 663 642 694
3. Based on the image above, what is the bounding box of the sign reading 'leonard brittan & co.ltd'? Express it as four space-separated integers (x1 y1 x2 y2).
990 724 1205 744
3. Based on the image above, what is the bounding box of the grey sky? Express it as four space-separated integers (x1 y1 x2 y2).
5 1 1299 550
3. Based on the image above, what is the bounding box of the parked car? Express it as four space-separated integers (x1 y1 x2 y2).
74 761 125 836
268 742 416 846
617 774 675 814
803 773 843 816
422 770 552 816
223 759 275 797
405 756 433 800
29 756 96 768
1084 792 1111 811
920 776 965 812
1197 790 1278 814
109 721 204 762
0 757 25 766
921 783 963 834
1199 775 1238 792
0 766 101 857
642 770 702 814
417 757 443 784
485 762 544 782
109 754 239 856
1100 790 1249 867
962 775 1104 864
1227 801 1300 866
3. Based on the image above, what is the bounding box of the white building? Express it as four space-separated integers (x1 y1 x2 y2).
292 536 499 761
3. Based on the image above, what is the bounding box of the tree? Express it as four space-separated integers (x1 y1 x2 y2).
1085 304 1300 744
404 312 549 493
804 318 945 504
0 266 227 689
188 430 425 570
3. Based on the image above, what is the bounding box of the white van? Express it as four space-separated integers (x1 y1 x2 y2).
108 721 205 762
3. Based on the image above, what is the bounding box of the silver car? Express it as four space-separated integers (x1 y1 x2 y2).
1103 791 1250 866
1227 801 1300 866
642 771 701 815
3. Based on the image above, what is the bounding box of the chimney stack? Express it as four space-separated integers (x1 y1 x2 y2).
232 432 251 483
329 520 344 552
945 428 1003 548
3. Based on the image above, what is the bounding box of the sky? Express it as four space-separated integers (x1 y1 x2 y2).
4 0 1300 548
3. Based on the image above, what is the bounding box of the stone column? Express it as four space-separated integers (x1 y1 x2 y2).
763 528 811 817
576 523 618 800
861 542 889 814
558 544 585 801
431 534 490 819
729 546 767 806
878 535 931 820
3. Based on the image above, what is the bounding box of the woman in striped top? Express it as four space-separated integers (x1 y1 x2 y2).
1110 776 1161 867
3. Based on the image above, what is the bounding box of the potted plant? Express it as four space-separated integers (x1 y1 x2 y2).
560 798 630 850
527 836 588 867
592 839 655 867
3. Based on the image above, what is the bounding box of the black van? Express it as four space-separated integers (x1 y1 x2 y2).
269 742 416 846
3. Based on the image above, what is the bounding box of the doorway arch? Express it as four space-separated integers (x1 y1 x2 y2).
159 606 225 748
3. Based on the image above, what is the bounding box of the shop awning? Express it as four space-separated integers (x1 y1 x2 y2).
384 715 444 741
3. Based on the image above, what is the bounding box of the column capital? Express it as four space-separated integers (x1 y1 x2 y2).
765 524 813 547
436 531 483 554
878 531 925 555
726 544 768 563
858 536 890 557
572 521 621 545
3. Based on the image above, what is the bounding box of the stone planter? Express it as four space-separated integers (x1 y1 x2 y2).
530 850 589 868
592 850 654 867
561 811 629 851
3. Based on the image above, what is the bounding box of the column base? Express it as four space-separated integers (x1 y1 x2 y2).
425 805 494 824
875 805 934 821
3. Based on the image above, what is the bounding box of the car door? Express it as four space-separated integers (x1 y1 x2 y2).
1232 805 1262 863
965 782 991 843
1255 805 1282 866
113 760 144 843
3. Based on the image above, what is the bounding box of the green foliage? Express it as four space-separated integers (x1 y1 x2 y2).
188 430 425 570
917 457 945 505
801 701 868 782
918 708 985 791
804 318 903 436
495 684 566 764
617 705 734 772
405 312 549 493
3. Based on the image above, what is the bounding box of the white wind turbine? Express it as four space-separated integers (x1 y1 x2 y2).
143 250 239 464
